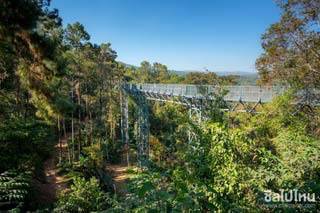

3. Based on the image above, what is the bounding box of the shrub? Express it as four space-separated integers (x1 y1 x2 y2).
54 177 112 212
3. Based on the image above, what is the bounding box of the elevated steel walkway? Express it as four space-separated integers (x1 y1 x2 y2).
125 84 287 103
120 83 319 167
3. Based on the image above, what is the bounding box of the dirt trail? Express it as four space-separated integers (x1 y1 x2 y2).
35 136 69 205
105 164 129 196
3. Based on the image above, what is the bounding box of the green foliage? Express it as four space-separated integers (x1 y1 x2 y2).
121 91 320 211
256 0 320 88
183 72 219 85
233 94 320 210
1 0 319 211
116 170 175 212
128 61 172 83
81 142 104 168
0 117 54 172
54 177 112 212
64 22 90 49
104 139 123 163
151 103 185 148
118 122 276 211
170 123 271 211
0 170 31 204
274 129 320 189
125 62 240 85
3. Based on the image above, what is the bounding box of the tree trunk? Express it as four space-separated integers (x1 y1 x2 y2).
58 115 62 164
24 91 29 121
63 119 71 164
78 81 81 161
71 79 75 162
85 86 88 146
89 110 93 146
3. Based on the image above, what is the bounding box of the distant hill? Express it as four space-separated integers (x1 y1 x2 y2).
234 74 259 85
170 69 257 76
213 71 257 76
169 70 190 76
215 71 259 85
170 70 259 85
119 62 259 85
118 61 138 69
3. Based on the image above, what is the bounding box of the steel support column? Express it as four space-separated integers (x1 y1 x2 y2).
136 96 150 167
120 89 130 166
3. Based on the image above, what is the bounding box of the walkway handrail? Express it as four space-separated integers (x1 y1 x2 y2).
125 83 287 103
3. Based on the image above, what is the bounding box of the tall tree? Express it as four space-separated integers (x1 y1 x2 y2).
256 0 320 88
183 72 219 85
0 0 66 121
137 61 153 83
64 22 90 160
153 62 170 83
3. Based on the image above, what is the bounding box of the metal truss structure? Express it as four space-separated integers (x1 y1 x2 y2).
121 84 150 167
121 83 319 166
292 88 320 114
120 90 129 166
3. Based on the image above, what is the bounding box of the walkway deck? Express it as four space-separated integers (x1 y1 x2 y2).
126 84 287 103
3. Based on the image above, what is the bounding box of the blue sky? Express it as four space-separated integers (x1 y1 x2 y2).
50 0 281 72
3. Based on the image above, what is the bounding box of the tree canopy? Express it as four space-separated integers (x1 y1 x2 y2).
0 0 319 212
256 0 320 88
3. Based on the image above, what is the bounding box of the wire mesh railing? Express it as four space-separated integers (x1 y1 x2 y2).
131 84 287 103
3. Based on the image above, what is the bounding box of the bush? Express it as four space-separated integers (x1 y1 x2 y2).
54 177 112 212
0 170 31 211
0 117 54 172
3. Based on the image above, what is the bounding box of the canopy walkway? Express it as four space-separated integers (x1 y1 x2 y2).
127 84 286 103
120 83 319 167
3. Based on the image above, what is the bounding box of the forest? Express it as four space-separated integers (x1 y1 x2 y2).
0 0 319 212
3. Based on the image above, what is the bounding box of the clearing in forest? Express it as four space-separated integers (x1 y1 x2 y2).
105 164 135 196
